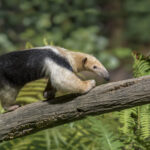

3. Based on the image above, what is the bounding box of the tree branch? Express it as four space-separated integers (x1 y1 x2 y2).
0 75 150 142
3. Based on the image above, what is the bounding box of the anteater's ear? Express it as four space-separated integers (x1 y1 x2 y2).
82 57 87 65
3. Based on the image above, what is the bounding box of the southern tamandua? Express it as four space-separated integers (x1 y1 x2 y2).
0 46 109 111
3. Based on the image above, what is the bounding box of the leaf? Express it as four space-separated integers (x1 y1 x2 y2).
89 117 124 150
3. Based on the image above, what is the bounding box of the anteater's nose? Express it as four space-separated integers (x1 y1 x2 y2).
104 75 110 81
103 70 110 81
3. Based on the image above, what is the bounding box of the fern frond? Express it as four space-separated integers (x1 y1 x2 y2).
43 38 49 46
25 42 33 49
0 126 67 150
139 105 150 139
0 104 4 114
118 53 150 149
89 117 123 150
16 79 47 103
119 108 136 134
133 53 150 139
133 53 150 77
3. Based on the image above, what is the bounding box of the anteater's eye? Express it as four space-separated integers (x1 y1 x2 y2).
93 66 97 69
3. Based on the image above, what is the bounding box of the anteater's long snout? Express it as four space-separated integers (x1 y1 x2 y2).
102 70 110 81
98 67 110 81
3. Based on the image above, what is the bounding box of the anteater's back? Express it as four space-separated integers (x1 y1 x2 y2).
0 48 73 87
0 50 48 86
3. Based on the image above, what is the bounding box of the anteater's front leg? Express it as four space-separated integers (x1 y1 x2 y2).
51 71 96 95
43 79 56 100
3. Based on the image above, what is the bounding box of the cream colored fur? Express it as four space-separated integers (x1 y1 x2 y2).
44 58 96 94
44 46 109 95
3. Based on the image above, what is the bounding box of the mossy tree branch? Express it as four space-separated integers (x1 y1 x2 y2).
0 75 150 142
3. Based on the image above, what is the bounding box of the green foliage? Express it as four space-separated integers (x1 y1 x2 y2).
133 53 150 77
119 53 150 149
0 116 124 150
0 0 102 52
124 0 150 43
0 0 137 71
16 79 47 104
119 108 136 134
0 127 66 150
89 117 123 150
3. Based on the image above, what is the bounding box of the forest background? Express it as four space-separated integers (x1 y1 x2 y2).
0 0 150 150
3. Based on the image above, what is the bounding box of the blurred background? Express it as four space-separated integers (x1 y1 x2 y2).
0 0 150 150
1 0 150 81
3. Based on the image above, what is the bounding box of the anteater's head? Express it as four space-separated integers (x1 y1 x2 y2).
82 55 110 81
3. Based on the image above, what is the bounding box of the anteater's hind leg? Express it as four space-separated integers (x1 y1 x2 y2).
0 85 20 111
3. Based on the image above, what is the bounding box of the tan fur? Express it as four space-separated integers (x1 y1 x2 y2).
51 47 107 73
44 46 109 99
51 46 108 74
44 57 96 95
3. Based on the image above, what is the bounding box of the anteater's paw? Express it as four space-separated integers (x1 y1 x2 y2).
89 79 96 88
81 80 96 94
43 91 55 100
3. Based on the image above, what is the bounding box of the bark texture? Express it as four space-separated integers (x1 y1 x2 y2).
0 75 150 142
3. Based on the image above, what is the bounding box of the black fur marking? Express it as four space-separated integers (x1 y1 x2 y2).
0 48 73 86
